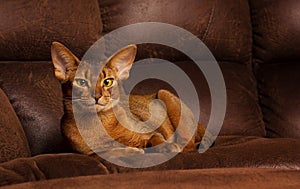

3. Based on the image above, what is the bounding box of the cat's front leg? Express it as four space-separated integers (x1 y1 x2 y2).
146 133 181 153
95 147 145 157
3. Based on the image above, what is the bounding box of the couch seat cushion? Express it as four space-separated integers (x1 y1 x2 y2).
1 168 300 189
95 136 300 172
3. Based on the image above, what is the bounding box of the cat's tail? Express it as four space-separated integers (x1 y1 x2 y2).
157 89 197 152
157 89 214 151
195 122 206 143
195 122 215 150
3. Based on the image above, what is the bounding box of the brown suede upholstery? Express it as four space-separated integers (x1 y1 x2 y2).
96 136 300 173
1 168 300 189
251 0 300 63
0 0 300 188
0 62 67 155
99 0 252 64
251 0 300 138
0 154 108 186
0 0 102 60
0 88 30 163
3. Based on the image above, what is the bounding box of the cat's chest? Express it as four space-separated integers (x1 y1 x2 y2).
72 114 114 146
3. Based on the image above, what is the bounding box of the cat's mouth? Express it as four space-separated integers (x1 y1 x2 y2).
95 99 119 112
95 104 106 112
94 100 108 112
72 99 107 112
81 102 108 112
72 98 118 112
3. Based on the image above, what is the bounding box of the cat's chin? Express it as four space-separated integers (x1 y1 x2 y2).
73 103 112 113
95 99 119 113
95 104 104 112
95 104 111 112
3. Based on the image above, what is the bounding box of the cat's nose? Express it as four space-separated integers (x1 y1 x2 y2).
94 93 101 103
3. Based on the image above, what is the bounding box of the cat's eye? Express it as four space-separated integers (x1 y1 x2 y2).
75 79 88 87
103 78 114 87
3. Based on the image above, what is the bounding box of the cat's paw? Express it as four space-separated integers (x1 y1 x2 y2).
196 135 215 152
124 147 145 155
145 142 181 153
96 147 145 157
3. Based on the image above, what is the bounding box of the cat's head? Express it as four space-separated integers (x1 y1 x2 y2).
51 42 137 112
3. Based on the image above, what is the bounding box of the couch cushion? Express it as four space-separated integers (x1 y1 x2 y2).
0 62 67 155
0 153 108 187
251 0 300 138
99 0 252 64
0 0 102 60
256 63 300 138
95 136 300 172
251 0 300 64
2 168 300 189
0 88 31 163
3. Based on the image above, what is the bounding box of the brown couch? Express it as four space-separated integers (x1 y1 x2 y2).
1 0 300 188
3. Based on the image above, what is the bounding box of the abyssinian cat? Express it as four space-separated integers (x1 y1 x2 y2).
51 41 211 156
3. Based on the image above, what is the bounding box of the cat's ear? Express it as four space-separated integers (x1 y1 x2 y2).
108 44 137 81
51 42 80 83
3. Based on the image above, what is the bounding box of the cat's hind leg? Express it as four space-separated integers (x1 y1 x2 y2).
146 133 181 153
157 89 199 152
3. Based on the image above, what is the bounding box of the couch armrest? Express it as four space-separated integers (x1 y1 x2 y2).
0 88 30 163
0 154 108 187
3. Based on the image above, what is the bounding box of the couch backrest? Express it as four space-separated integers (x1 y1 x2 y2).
251 0 300 138
0 0 102 60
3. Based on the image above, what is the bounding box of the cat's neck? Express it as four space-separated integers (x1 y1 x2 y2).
63 98 126 128
98 106 120 126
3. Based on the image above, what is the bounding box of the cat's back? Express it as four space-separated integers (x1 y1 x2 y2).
119 92 168 124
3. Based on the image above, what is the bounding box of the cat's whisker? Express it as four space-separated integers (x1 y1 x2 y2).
72 99 82 102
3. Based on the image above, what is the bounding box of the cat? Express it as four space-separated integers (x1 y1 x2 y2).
51 41 211 157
